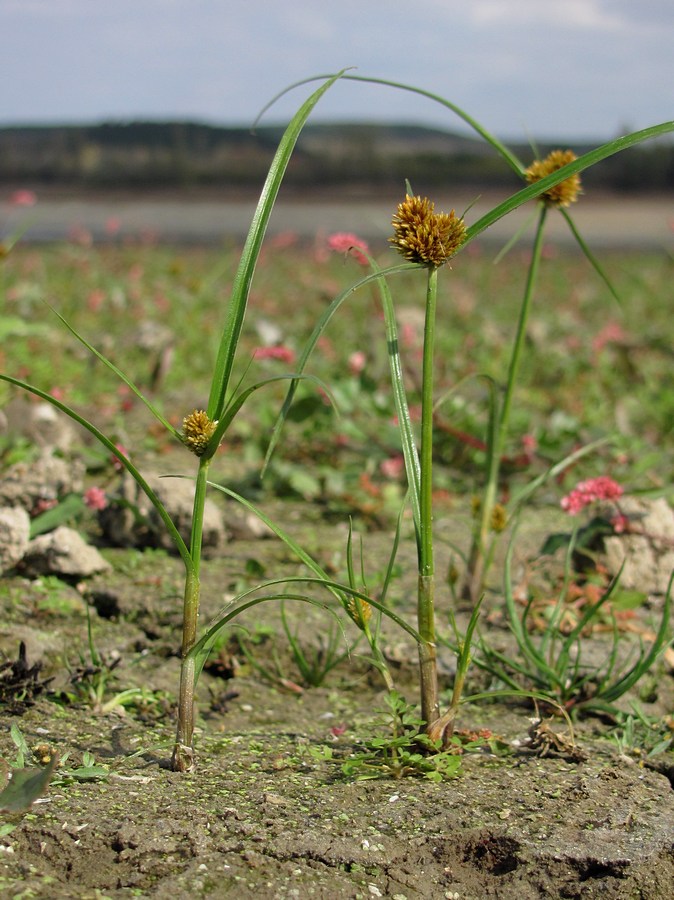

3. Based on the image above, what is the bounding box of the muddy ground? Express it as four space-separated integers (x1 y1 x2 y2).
1 472 674 900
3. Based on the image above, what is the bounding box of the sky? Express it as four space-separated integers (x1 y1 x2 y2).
2 0 673 141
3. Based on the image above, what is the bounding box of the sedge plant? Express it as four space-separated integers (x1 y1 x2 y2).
0 72 350 771
187 102 674 758
263 73 674 748
461 148 620 605
2 70 673 773
474 537 673 718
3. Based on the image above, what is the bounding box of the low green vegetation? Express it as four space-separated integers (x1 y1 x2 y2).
1 74 673 785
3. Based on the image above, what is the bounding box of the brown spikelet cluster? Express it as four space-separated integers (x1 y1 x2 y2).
525 150 582 207
489 503 508 533
390 195 466 267
181 409 217 456
347 598 372 631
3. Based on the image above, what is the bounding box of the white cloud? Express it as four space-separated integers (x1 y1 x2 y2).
467 0 627 30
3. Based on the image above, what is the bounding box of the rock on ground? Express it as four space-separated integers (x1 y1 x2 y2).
0 506 30 573
21 525 110 578
99 470 227 555
1 399 78 452
604 497 674 595
0 449 84 511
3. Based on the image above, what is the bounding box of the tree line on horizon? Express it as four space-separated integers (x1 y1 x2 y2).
1 121 672 193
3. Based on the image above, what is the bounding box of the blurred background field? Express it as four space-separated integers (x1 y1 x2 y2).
2 232 672 524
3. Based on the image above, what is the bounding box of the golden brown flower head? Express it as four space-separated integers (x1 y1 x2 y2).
181 409 218 456
489 503 508 533
390 194 466 267
524 150 582 207
347 597 372 631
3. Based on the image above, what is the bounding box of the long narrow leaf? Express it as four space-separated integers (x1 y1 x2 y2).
262 261 417 474
371 258 422 532
204 372 331 459
189 592 337 682
560 208 622 305
504 532 559 683
204 480 342 599
600 573 672 703
466 122 674 244
46 305 180 439
256 74 526 176
508 437 611 511
0 374 191 567
207 71 348 422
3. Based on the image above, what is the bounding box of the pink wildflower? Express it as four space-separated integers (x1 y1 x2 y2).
105 216 121 236
9 189 37 207
390 404 421 427
254 346 296 364
401 322 419 347
268 230 299 250
67 224 92 247
610 514 630 534
31 498 57 516
521 433 538 463
84 486 108 511
380 455 405 479
521 434 538 453
348 351 366 375
327 232 370 266
87 289 106 312
561 476 624 515
592 321 627 354
111 443 129 472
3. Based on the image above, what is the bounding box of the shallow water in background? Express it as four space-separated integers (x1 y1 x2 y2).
1 190 671 248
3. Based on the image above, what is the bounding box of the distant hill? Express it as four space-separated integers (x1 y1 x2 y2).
0 121 671 193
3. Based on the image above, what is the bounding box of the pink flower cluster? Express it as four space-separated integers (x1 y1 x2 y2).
254 346 296 364
84 486 108 511
9 189 37 207
380 455 405 479
327 232 370 266
348 350 366 375
560 476 623 515
592 321 627 354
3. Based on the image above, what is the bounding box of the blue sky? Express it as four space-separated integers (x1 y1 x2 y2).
2 0 672 140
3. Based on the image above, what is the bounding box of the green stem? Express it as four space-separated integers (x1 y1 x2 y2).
419 267 438 578
499 205 548 446
428 597 483 747
418 266 440 726
464 205 548 603
172 456 210 771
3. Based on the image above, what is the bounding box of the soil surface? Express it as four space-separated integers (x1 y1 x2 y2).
1 483 674 899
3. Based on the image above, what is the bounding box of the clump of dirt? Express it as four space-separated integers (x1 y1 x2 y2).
1 536 673 899
2 681 674 899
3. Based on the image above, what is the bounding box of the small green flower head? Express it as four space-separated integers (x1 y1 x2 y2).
525 149 582 207
390 194 466 267
181 409 217 456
